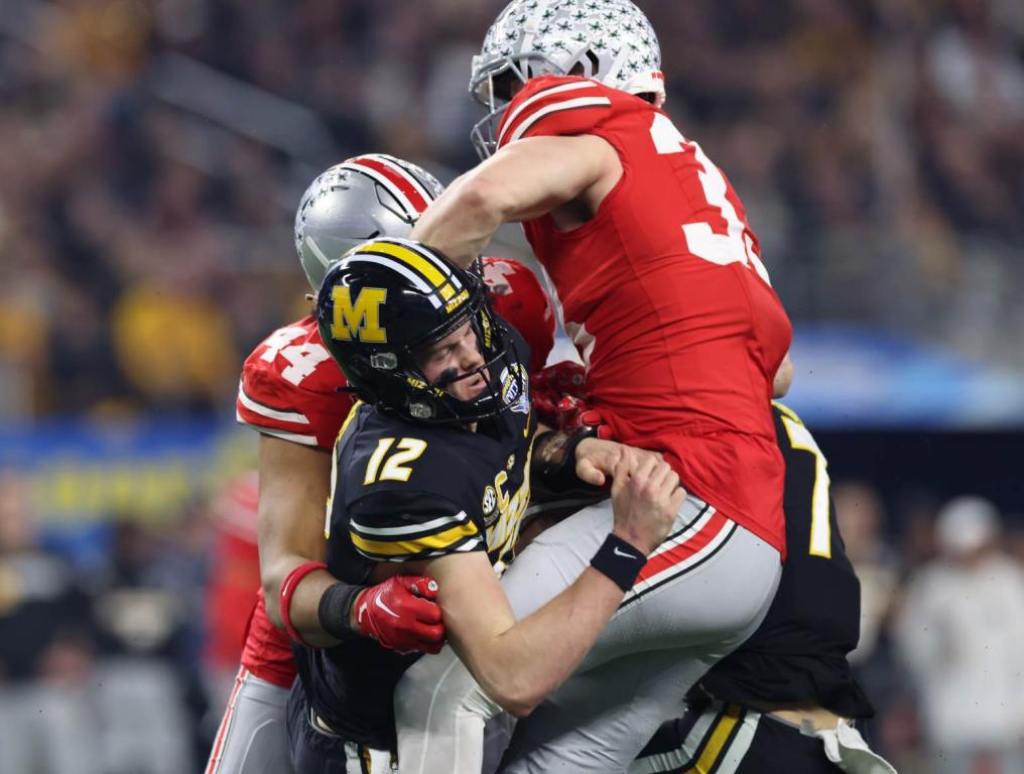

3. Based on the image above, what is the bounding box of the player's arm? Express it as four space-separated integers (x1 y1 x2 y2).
257 434 338 645
410 135 621 268
259 435 444 652
773 352 794 398
418 453 682 717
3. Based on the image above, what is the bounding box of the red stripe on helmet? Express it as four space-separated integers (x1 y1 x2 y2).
347 155 431 214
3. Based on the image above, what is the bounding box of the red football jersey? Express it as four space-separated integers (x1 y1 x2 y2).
498 75 793 555
481 257 555 375
239 590 296 688
235 315 352 684
236 315 354 451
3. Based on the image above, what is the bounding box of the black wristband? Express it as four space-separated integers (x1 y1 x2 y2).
532 426 598 493
590 534 647 592
317 582 362 642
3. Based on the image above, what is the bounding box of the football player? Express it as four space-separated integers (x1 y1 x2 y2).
207 155 558 774
286 238 683 772
630 412 896 774
546 358 895 773
397 1 794 770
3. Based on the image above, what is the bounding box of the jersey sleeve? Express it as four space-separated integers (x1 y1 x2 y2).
496 75 614 150
345 490 485 563
236 325 354 451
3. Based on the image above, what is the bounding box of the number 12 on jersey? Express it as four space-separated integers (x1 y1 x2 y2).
363 438 428 485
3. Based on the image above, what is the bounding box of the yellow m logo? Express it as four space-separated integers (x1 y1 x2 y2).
330 286 387 343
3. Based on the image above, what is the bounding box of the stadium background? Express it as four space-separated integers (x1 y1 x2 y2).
0 0 1022 771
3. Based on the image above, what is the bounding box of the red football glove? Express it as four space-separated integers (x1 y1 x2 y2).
353 575 445 654
532 361 587 428
555 396 613 438
533 361 613 438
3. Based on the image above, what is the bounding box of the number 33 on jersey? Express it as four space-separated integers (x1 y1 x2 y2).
500 74 793 557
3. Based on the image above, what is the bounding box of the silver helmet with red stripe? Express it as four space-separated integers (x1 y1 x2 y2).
469 0 664 158
294 154 445 290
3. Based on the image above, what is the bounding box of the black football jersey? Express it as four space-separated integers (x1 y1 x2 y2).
296 335 535 749
695 403 875 718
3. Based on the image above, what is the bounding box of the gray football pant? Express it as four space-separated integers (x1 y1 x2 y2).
395 495 782 774
205 667 294 774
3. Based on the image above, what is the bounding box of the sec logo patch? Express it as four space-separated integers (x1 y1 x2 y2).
482 485 497 521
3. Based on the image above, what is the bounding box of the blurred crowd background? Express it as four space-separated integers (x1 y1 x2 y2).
1 0 1022 772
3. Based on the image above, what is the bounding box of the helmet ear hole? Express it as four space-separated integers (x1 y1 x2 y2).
492 68 519 102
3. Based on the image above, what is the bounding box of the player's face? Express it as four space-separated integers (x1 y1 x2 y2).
417 320 489 402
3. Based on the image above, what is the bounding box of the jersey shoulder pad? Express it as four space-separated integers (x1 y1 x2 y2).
346 489 484 563
482 257 554 375
772 401 804 427
772 402 826 462
237 316 352 450
496 75 615 150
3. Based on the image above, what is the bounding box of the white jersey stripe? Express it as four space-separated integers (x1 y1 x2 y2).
350 511 469 538
380 535 484 561
237 384 310 424
236 410 318 446
498 80 600 145
506 96 612 145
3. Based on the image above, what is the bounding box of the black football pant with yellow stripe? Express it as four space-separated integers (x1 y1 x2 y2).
629 701 844 774
285 683 396 774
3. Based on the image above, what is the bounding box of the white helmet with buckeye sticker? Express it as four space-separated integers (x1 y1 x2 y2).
469 0 665 158
294 154 444 291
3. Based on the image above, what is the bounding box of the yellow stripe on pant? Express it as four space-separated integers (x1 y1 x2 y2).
682 704 743 774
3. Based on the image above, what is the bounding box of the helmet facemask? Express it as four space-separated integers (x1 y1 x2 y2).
469 51 568 160
402 295 527 425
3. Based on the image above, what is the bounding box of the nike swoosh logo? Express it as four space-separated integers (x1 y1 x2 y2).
375 596 400 618
613 546 639 560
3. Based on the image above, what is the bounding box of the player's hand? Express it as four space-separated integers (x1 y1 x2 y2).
556 397 614 437
532 360 614 437
609 452 686 555
352 575 445 654
576 438 661 487
532 361 587 428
